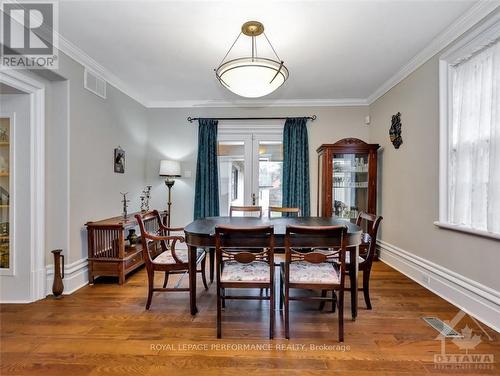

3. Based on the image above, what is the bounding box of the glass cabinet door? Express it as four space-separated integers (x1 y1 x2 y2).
0 117 10 269
332 153 369 222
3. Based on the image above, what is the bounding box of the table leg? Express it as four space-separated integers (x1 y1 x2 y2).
350 245 359 320
188 245 198 315
209 248 215 283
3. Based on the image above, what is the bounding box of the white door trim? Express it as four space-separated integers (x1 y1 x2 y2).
0 70 46 302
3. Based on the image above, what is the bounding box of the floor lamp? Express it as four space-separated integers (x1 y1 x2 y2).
159 159 181 229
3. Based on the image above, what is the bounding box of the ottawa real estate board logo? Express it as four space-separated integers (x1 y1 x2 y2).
433 310 495 371
1 1 59 69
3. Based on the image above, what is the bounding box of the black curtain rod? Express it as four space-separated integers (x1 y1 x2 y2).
187 115 317 123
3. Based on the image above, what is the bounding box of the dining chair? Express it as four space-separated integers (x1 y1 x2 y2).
229 205 262 217
135 211 208 310
319 212 382 312
281 225 348 341
268 206 301 218
353 212 383 309
215 225 275 339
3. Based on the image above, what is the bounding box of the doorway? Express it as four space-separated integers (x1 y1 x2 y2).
0 71 45 303
218 130 283 217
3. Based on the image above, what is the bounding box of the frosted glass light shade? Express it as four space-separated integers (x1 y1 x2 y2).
216 57 289 98
159 160 181 177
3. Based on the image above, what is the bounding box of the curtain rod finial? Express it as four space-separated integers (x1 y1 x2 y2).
311 115 317 121
187 117 194 123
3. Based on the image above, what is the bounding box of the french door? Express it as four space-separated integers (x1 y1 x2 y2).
218 131 283 217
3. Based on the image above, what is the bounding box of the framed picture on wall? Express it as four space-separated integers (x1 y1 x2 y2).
114 147 125 173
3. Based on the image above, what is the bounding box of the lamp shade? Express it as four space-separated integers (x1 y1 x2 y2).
216 57 289 98
159 160 181 177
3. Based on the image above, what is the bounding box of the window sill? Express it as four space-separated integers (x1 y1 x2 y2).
433 221 500 241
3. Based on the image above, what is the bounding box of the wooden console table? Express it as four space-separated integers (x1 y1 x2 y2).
85 211 167 284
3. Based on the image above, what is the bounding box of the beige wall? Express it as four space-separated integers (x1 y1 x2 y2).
146 106 369 227
42 52 149 265
368 54 499 291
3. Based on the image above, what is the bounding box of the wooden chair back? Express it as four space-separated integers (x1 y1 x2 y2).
135 211 184 266
268 206 300 218
215 225 275 266
355 212 383 264
229 205 262 218
284 225 348 286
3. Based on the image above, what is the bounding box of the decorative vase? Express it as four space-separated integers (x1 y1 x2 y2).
127 229 138 247
51 249 64 298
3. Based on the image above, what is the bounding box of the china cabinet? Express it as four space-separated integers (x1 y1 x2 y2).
0 117 10 270
317 138 380 223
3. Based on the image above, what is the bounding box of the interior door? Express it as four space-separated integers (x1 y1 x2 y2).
218 131 283 217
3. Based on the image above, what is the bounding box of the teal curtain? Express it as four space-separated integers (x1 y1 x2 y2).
194 119 219 219
282 117 310 216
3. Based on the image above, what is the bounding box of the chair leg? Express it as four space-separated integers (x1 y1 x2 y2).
338 289 344 342
162 271 169 288
319 290 327 311
363 269 372 310
269 284 275 339
216 284 222 338
285 284 290 339
209 248 215 283
332 290 337 313
201 256 209 290
221 288 226 309
279 274 283 312
146 270 154 310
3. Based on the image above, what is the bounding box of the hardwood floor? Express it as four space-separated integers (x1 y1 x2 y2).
1 261 498 375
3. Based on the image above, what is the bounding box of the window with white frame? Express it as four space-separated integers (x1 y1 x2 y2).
438 18 500 238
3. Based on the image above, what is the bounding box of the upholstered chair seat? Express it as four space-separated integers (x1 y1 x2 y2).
153 248 204 265
289 261 340 284
221 261 270 283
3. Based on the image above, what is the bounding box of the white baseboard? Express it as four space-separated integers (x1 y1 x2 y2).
377 239 500 333
46 258 88 296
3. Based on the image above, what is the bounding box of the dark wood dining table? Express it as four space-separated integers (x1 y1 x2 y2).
184 216 363 318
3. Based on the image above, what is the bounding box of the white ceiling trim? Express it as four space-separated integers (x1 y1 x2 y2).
366 0 500 105
58 35 148 106
146 98 368 108
54 1 498 109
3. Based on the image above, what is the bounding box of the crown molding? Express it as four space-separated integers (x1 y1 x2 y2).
58 35 148 106
366 0 500 105
56 37 368 108
146 98 369 108
56 1 498 110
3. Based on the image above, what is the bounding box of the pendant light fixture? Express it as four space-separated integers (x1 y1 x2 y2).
215 21 289 98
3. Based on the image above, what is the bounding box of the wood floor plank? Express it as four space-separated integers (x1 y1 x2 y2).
1 262 498 375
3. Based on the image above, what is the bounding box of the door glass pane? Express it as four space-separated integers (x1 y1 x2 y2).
218 141 245 216
0 118 10 269
333 153 369 222
259 141 283 217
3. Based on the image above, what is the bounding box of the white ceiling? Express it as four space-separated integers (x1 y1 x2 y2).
58 0 480 106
